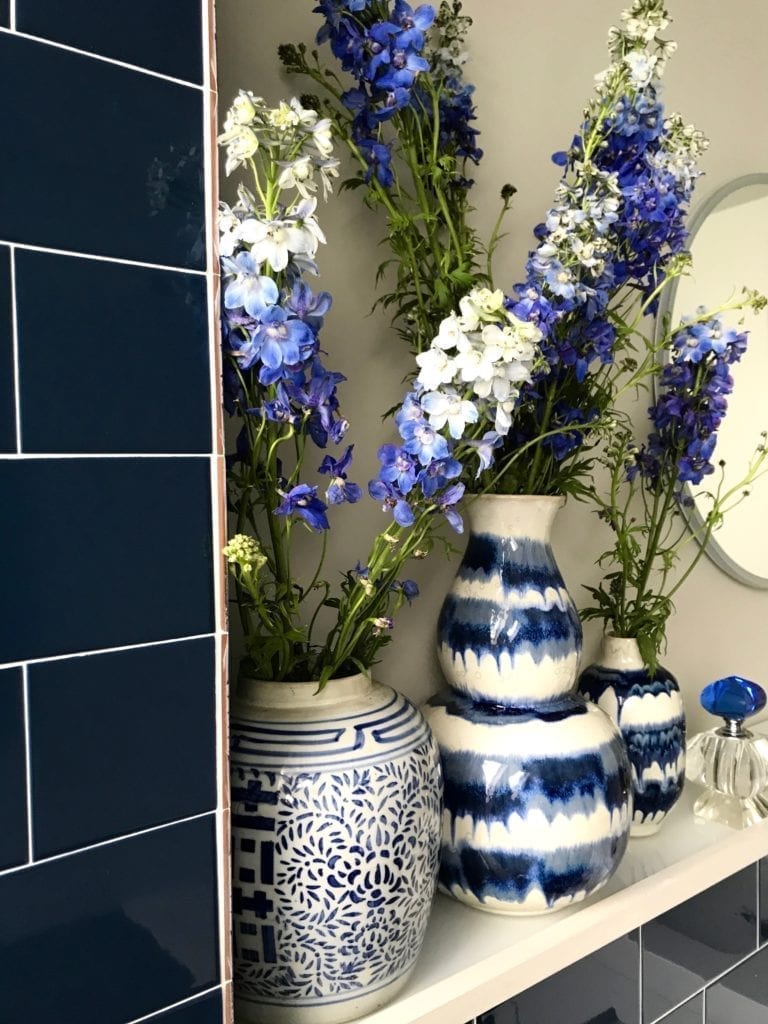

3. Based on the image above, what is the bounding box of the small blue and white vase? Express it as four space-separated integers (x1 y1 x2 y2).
424 495 632 915
230 673 442 1024
578 634 686 837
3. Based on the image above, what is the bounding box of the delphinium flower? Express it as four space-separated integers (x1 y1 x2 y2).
480 0 710 497
583 294 768 670
220 92 504 686
279 1 508 353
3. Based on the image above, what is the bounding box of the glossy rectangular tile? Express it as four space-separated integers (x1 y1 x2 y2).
29 638 217 857
152 988 224 1023
0 0 7 27
478 931 639 1024
760 857 767 946
16 0 203 83
0 667 27 870
0 244 14 452
642 866 758 1022
16 251 211 454
0 458 214 663
653 994 703 1024
706 944 768 1023
0 34 204 269
0 816 219 1024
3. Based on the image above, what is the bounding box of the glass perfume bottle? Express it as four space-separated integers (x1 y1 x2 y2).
686 675 768 829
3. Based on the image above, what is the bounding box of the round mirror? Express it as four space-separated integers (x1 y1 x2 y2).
659 174 768 588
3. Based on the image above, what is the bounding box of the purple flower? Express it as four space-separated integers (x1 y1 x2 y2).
368 478 415 526
398 416 449 466
377 444 420 494
319 444 362 504
274 484 330 531
417 455 462 497
464 431 503 477
435 482 465 533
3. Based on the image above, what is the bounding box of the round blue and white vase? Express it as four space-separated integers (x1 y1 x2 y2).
578 634 686 837
424 495 632 915
230 673 442 1024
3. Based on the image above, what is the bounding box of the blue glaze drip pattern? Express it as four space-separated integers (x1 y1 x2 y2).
459 533 567 592
438 595 581 665
578 657 685 829
441 747 630 821
428 689 588 723
440 830 629 908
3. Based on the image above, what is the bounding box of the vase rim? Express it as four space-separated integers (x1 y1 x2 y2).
466 492 565 504
235 671 373 709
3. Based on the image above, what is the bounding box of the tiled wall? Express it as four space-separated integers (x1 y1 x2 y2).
0 3 229 1023
472 857 768 1024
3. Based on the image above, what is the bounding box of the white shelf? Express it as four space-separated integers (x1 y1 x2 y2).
356 786 768 1024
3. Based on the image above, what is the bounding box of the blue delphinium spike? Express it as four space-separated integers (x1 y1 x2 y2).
700 676 767 721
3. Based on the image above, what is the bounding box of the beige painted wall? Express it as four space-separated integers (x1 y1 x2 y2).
215 0 768 734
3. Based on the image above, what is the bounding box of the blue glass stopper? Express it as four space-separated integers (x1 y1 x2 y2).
700 676 767 721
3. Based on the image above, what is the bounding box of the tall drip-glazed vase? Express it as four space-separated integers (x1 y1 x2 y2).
578 634 686 836
230 673 442 1024
424 495 632 915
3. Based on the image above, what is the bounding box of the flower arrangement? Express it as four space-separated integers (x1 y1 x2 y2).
583 298 768 670
284 0 709 502
218 93 469 685
279 1 505 353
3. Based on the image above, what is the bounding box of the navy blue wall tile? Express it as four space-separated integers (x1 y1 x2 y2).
0 0 7 27
706 944 768 1023
0 34 204 269
478 932 639 1024
643 867 757 1022
0 667 27 870
29 638 217 857
760 858 768 946
0 458 214 663
0 245 14 452
153 989 223 1023
16 0 203 84
16 251 211 454
0 815 219 1024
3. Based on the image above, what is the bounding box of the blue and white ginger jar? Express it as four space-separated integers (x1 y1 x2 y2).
578 633 685 836
230 673 442 1024
424 495 632 915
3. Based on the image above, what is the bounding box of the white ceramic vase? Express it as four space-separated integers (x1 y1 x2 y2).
578 634 686 836
230 673 442 1024
424 495 632 915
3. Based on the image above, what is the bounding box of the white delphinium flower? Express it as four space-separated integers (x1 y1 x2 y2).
277 155 317 199
292 198 326 249
219 127 259 176
304 117 335 159
415 346 457 391
218 204 243 258
421 388 479 439
624 50 658 86
316 158 340 199
242 218 318 271
269 100 301 131
228 90 261 126
434 312 468 351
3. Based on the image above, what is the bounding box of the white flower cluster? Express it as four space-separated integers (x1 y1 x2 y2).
217 94 338 266
223 534 267 576
415 287 543 436
596 0 677 93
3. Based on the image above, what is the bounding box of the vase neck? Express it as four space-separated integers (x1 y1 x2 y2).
600 634 644 671
466 494 564 541
235 672 373 710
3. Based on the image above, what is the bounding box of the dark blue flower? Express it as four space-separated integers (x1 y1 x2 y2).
377 443 420 494
368 478 415 526
274 484 330 531
319 444 362 504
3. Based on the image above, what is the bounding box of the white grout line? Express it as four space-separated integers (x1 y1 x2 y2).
9 245 21 453
0 631 219 672
701 987 706 1024
125 985 222 1024
0 809 216 878
21 665 33 862
3 239 205 277
0 26 204 90
650 940 766 1022
0 452 211 460
8 0 14 32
